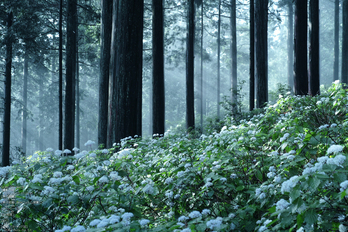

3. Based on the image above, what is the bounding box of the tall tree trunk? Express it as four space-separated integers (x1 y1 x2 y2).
217 0 221 119
64 0 77 151
255 0 268 108
108 0 118 147
287 0 294 91
342 0 348 84
76 30 80 149
186 0 195 130
22 45 28 154
294 0 308 95
98 0 112 147
200 0 204 130
113 0 143 143
2 12 13 167
59 0 63 150
309 0 320 95
250 0 255 111
152 0 165 136
231 0 237 114
38 65 44 151
334 0 339 81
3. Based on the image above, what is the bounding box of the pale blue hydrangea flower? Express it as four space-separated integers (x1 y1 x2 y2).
180 228 191 232
70 225 86 232
53 171 63 178
63 149 71 154
202 209 210 216
281 176 299 194
98 176 109 184
72 147 79 152
89 219 101 226
121 212 134 226
340 224 347 232
189 211 202 219
276 199 290 211
86 186 94 191
67 165 75 170
97 218 110 228
178 216 189 222
340 180 348 192
206 217 223 230
165 177 173 184
109 215 120 224
17 177 26 186
139 219 150 226
327 145 344 154
177 222 185 227
258 225 267 232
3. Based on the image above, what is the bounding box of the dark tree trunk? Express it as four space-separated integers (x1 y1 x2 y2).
98 0 112 147
76 30 80 149
37 64 44 151
22 46 28 154
217 0 221 119
108 0 118 148
309 0 320 95
255 0 268 108
342 0 348 84
200 0 204 130
64 0 77 151
59 0 63 150
294 0 308 95
334 0 339 81
186 0 195 130
288 0 294 91
152 0 165 136
250 0 255 111
113 0 143 143
2 12 13 167
231 0 237 113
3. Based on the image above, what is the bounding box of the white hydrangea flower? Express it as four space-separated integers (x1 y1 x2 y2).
220 177 227 182
121 212 134 226
89 219 101 226
189 211 202 218
258 226 267 232
98 176 109 184
340 224 347 232
206 217 223 230
178 216 189 222
165 177 173 184
67 165 75 170
17 177 27 186
109 215 120 224
97 219 110 228
202 209 210 216
109 171 121 181
71 225 86 232
53 171 63 178
281 176 299 194
276 199 290 211
327 145 344 154
340 180 348 192
139 219 150 226
280 133 290 142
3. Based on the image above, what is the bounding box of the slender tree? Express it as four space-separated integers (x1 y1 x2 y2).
231 0 237 113
2 12 13 166
294 0 308 95
112 0 144 143
186 0 195 130
22 45 29 154
152 0 165 136
64 0 77 151
200 0 204 130
255 0 268 108
76 28 80 149
309 0 319 95
98 0 113 147
287 0 294 91
334 0 339 81
250 0 255 111
217 0 221 119
342 0 348 84
59 0 63 150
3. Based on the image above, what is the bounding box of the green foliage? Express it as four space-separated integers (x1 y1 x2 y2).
2 82 348 231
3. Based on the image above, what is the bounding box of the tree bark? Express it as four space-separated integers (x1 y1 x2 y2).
152 0 165 136
287 0 294 91
22 45 28 154
250 0 255 111
231 0 237 113
255 0 268 108
309 0 320 95
76 28 80 149
342 0 348 84
186 0 195 130
217 0 221 119
113 0 143 143
294 0 308 95
334 0 339 81
200 0 204 130
59 0 63 150
2 12 13 167
64 0 77 151
98 0 113 147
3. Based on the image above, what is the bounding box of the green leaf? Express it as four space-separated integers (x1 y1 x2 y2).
308 177 320 191
304 209 317 225
290 186 301 200
72 175 80 185
67 195 79 205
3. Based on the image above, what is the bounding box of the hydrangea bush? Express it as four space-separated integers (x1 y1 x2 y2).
1 82 348 231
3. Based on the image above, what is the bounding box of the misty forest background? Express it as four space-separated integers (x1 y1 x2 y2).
0 0 345 165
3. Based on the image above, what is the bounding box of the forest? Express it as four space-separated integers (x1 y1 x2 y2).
1 0 348 231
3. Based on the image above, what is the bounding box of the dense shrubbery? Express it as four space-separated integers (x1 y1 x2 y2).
1 81 348 232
